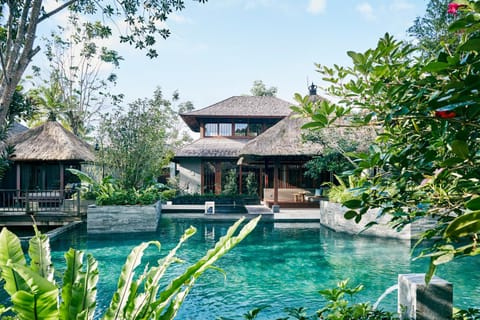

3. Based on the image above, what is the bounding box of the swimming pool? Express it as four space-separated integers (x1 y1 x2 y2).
4 218 480 319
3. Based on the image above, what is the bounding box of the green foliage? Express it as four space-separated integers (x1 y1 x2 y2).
172 193 258 205
407 0 458 58
67 168 172 205
235 280 397 320
28 12 124 137
0 0 207 132
98 88 191 189
303 138 357 180
222 169 238 196
0 216 260 319
324 175 362 205
296 2 480 280
245 172 258 196
250 80 277 97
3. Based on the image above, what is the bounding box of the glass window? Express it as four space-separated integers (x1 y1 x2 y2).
219 123 232 136
234 123 248 136
205 123 218 136
247 123 263 136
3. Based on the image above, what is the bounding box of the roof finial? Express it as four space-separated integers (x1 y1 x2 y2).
308 82 317 96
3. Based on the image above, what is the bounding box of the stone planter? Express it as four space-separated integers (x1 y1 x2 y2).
87 202 161 234
319 200 435 240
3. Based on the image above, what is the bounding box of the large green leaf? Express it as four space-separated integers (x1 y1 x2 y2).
29 225 54 283
60 249 98 320
444 211 480 240
60 249 84 319
11 290 59 320
6 262 58 319
127 226 196 319
465 197 480 210
0 228 28 295
450 140 469 159
102 241 161 320
155 216 261 319
66 168 96 185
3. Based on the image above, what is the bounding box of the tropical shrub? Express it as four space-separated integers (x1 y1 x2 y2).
67 168 172 205
293 0 480 281
222 169 238 196
245 172 258 196
0 216 260 319
225 280 397 320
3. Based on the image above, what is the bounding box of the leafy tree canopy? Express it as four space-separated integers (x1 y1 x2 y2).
250 80 278 97
0 0 207 132
293 0 480 281
98 87 193 189
407 0 458 57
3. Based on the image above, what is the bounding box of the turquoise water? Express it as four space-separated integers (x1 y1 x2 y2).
3 219 480 319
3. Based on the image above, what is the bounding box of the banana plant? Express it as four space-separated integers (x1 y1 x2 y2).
0 216 260 319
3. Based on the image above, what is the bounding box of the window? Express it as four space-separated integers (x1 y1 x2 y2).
205 123 218 136
247 123 263 136
219 123 232 136
235 123 248 136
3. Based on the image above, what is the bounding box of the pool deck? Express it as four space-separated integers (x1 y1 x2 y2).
160 204 321 222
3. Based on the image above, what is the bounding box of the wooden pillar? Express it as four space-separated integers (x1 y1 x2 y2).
16 164 21 191
214 162 222 195
200 161 205 194
259 167 264 200
59 163 64 195
273 158 279 205
238 165 243 195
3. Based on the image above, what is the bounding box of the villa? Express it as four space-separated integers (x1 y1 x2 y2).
173 86 358 208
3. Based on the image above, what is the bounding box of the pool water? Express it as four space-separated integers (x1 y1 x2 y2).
3 218 480 319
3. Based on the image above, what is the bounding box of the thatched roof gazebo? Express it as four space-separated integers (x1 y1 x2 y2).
1 121 95 193
7 121 94 162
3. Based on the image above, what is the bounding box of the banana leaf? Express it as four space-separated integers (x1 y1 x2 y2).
102 241 161 319
0 228 28 295
29 225 54 283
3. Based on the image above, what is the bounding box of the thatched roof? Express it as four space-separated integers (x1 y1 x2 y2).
180 96 293 132
8 122 28 137
240 114 376 157
7 121 95 161
174 138 250 159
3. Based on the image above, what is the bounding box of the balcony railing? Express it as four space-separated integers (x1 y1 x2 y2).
0 189 81 215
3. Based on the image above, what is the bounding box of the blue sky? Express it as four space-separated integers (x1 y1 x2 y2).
42 0 429 110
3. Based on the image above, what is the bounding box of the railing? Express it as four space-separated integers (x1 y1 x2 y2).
0 189 81 216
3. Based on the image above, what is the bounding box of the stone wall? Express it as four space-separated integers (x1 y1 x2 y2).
177 159 201 194
319 201 435 240
87 203 161 234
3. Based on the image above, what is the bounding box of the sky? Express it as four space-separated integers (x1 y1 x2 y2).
35 0 429 111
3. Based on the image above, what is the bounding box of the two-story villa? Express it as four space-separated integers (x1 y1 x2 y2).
174 95 293 195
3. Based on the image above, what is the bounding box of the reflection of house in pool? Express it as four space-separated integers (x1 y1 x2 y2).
0 121 94 211
173 87 375 209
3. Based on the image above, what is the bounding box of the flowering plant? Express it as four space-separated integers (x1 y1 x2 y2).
293 0 480 281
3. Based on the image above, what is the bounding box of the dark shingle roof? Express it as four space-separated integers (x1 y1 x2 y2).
174 138 251 159
180 96 293 132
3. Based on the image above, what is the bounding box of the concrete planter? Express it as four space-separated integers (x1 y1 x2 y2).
87 202 161 234
319 200 436 240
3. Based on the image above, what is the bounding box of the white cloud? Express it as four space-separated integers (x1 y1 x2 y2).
307 0 327 15
169 13 193 24
356 2 376 21
389 0 415 11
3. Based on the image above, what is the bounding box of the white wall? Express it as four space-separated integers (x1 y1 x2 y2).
176 159 201 194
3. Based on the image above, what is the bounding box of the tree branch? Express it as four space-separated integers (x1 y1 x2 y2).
38 0 78 23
